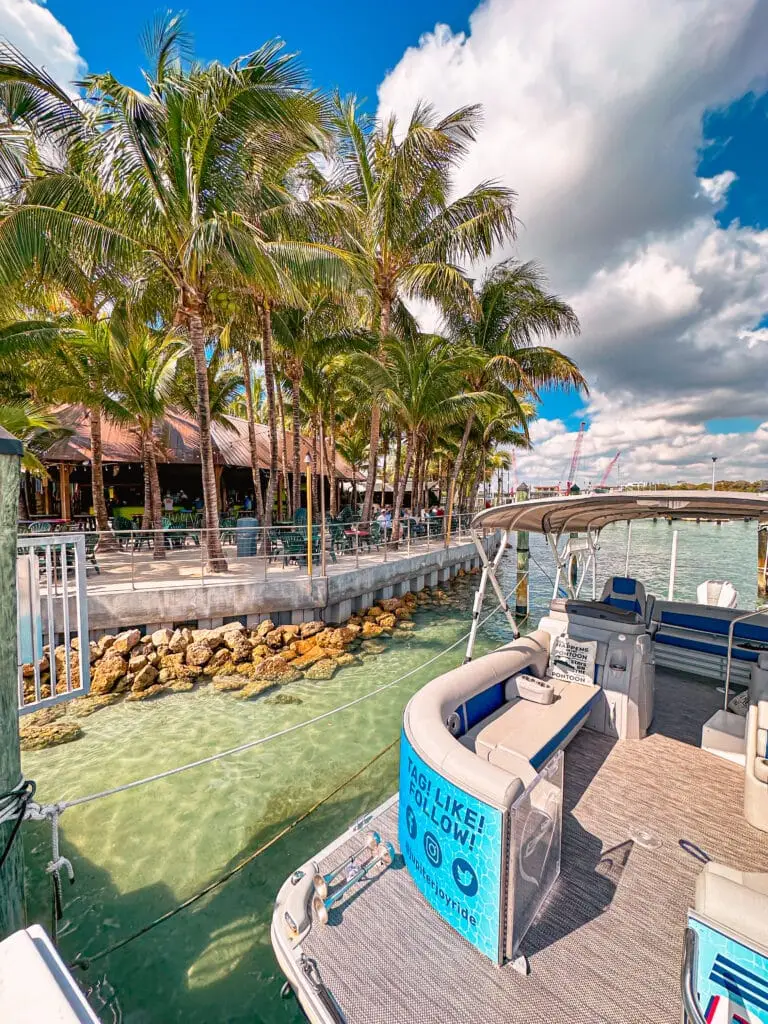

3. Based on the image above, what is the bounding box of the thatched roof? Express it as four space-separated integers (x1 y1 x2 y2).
41 405 353 479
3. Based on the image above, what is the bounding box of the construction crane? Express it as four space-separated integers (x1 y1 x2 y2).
599 451 621 488
564 421 586 495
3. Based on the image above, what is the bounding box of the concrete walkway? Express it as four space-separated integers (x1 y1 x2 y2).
65 532 499 637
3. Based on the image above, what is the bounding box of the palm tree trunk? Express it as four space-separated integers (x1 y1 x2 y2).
260 300 279 531
141 440 152 531
239 345 264 520
277 383 291 520
445 412 475 544
290 374 302 518
186 307 227 571
311 421 319 522
145 431 165 561
327 399 338 518
89 406 109 531
393 432 402 510
411 435 422 514
362 296 391 523
391 431 415 544
89 405 118 551
381 432 389 508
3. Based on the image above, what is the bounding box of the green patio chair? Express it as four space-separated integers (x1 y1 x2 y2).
293 507 307 526
282 531 309 567
28 521 52 534
161 516 186 549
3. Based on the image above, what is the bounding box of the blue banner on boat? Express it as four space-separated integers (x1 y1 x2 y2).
398 729 504 962
688 911 768 1023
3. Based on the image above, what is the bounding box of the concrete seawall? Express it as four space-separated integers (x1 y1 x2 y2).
74 533 499 639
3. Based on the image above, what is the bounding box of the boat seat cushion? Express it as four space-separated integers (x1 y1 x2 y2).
473 678 600 772
600 576 647 617
695 861 768 950
655 628 760 662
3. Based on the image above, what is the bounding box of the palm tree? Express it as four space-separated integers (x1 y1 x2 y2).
353 333 489 542
443 259 585 533
332 96 518 524
0 402 67 517
336 424 368 514
108 311 185 558
0 17 333 567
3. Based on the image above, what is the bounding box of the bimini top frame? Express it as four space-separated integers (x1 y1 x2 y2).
464 491 768 662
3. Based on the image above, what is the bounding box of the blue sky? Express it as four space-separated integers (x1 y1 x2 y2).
48 0 472 108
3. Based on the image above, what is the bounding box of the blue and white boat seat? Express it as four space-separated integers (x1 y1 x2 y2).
403 630 597 806
745 655 768 832
651 601 768 685
694 860 768 957
600 576 648 619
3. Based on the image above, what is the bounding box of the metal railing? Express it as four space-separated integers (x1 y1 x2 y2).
681 928 707 1024
723 607 768 708
17 514 479 591
17 534 91 714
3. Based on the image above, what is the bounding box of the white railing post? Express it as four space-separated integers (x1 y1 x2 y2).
668 530 679 600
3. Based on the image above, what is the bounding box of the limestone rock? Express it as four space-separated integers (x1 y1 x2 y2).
97 634 116 654
151 628 172 648
128 654 148 673
396 621 416 631
251 644 270 659
366 607 384 620
304 658 337 680
292 647 328 669
167 678 195 692
90 655 128 694
266 693 303 706
378 598 402 613
132 664 159 692
21 705 66 728
289 638 319 656
361 639 386 655
361 621 384 639
282 625 300 641
395 607 413 620
275 648 298 662
299 620 324 639
254 619 275 639
185 641 213 667
125 683 167 702
158 665 198 685
147 652 160 667
159 653 185 672
66 694 121 717
212 674 247 692
20 718 82 751
378 613 397 629
114 674 134 693
168 629 188 654
331 652 359 667
318 626 358 648
203 649 233 676
112 628 142 655
234 661 261 679
255 656 302 683
264 627 286 649
237 678 280 699
227 636 253 663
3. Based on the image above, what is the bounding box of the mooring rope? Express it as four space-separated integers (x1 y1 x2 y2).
47 584 518 813
68 736 401 971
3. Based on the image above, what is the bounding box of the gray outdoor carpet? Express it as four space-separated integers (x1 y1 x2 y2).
300 670 768 1023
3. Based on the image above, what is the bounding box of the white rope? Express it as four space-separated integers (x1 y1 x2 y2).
0 777 27 827
49 584 519 813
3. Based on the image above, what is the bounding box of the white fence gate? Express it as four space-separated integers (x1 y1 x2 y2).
17 534 91 715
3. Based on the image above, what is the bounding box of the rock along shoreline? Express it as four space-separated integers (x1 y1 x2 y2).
20 570 480 752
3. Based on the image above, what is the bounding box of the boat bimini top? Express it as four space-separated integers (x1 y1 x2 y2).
470 490 768 535
464 491 768 662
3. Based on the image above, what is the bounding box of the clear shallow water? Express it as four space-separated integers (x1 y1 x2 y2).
21 520 759 1022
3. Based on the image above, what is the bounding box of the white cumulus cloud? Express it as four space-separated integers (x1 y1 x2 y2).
378 0 768 484
0 0 85 86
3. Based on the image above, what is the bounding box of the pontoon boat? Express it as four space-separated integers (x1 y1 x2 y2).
271 492 768 1024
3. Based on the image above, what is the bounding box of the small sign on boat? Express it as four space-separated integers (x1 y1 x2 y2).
549 635 597 686
399 731 505 963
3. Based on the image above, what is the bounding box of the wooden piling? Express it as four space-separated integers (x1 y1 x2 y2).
0 428 24 939
759 524 767 600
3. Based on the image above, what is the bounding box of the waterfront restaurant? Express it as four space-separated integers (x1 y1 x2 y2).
30 404 354 522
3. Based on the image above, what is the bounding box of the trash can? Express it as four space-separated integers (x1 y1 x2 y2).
236 517 258 558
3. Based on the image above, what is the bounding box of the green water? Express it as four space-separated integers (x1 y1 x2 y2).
20 520 759 1022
